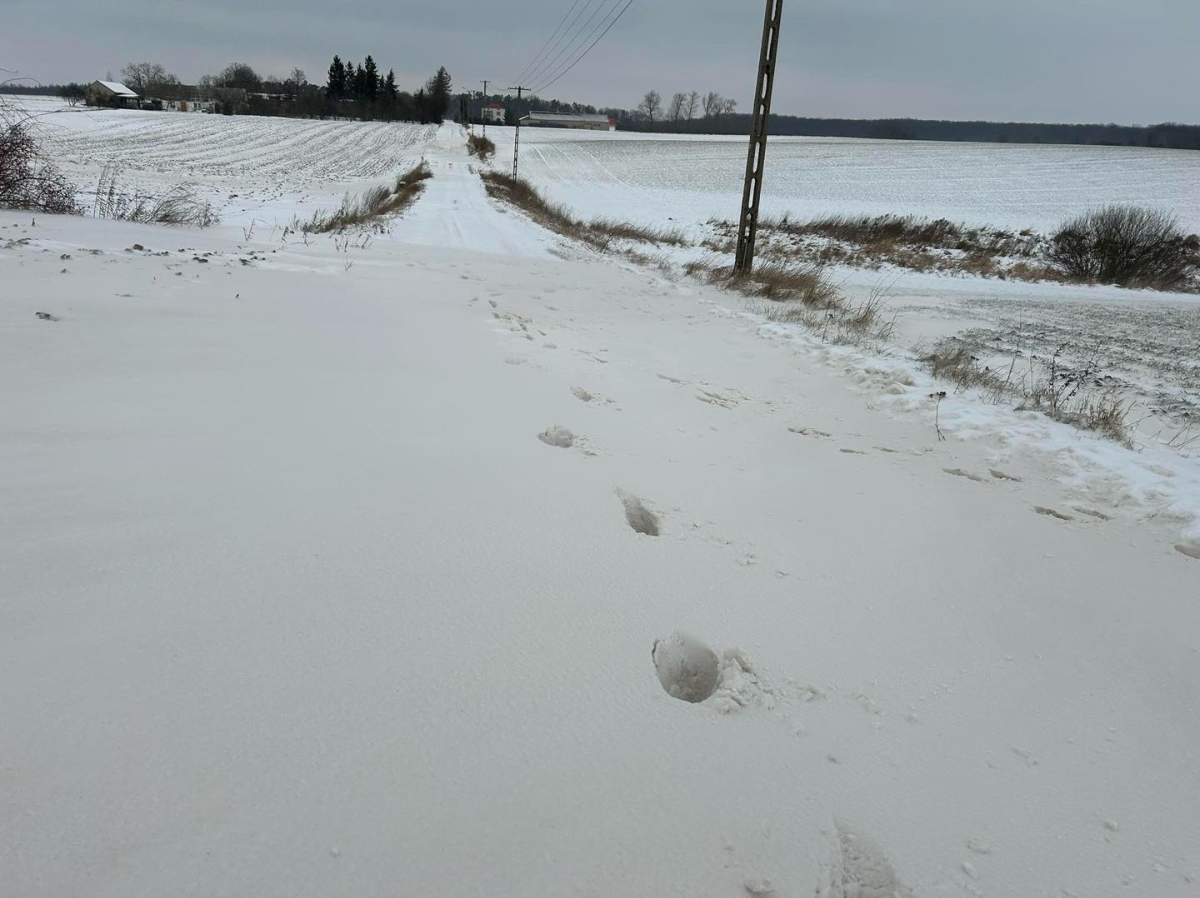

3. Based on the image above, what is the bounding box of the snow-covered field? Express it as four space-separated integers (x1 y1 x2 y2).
13 96 436 226
495 126 1200 235
4 109 1200 897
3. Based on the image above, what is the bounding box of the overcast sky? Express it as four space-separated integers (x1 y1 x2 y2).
4 0 1198 123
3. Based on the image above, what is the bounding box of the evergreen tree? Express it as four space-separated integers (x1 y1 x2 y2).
327 55 346 98
345 62 359 100
363 55 378 103
424 66 453 124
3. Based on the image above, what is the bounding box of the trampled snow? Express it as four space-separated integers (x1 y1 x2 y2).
3 108 1200 897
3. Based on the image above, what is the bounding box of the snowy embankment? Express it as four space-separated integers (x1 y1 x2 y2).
4 116 1200 896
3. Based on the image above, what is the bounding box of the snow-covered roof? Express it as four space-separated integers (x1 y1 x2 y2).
521 112 610 124
94 81 139 98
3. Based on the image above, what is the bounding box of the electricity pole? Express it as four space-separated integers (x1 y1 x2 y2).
508 85 526 178
734 0 784 273
480 79 490 136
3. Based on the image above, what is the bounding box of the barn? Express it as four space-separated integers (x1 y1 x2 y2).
519 112 615 131
86 81 139 109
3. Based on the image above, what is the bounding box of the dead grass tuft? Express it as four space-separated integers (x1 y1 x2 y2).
481 171 688 248
91 163 216 226
296 161 431 234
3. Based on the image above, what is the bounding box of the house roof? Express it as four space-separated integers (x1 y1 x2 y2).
94 81 139 98
485 103 504 109
520 112 611 125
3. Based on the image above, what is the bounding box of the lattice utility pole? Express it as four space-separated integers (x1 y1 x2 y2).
508 85 526 178
480 79 490 136
734 0 784 273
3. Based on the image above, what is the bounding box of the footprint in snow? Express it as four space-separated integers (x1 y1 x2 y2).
617 489 660 536
944 467 988 483
816 822 913 898
537 425 575 449
1033 506 1073 522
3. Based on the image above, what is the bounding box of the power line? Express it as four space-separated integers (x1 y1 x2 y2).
530 0 635 95
512 0 584 87
515 0 600 88
524 0 618 91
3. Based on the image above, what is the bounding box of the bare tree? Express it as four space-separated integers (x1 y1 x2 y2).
120 62 178 96
721 97 738 117
286 68 307 98
638 90 662 126
684 90 699 122
702 91 724 118
667 92 687 130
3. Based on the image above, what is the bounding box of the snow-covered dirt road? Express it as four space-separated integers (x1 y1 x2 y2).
3 204 1199 897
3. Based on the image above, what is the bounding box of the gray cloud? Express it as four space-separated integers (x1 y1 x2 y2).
4 0 1197 123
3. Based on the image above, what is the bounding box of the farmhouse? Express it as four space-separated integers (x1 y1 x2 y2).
482 103 506 125
519 112 615 131
85 81 139 108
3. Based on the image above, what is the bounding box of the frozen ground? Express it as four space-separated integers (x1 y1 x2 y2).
4 116 1200 897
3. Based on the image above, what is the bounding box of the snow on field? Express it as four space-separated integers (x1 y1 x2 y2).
13 96 437 227
489 125 1200 235
4 116 1200 896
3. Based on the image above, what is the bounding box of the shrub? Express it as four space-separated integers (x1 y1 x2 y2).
0 117 80 214
467 133 495 160
1047 205 1199 290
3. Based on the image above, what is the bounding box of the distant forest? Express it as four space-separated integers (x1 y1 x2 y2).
616 113 1200 151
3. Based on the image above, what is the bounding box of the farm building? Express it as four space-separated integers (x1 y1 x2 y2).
519 112 615 131
85 81 139 108
482 103 506 125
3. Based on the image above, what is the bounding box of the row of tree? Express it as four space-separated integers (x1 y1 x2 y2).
634 90 738 128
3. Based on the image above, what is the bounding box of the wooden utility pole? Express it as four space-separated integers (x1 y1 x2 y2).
508 85 526 178
734 0 783 273
480 79 490 135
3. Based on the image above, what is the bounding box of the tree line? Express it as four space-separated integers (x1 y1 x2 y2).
3 58 454 124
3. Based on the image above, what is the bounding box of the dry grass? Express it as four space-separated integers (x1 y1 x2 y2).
467 133 496 161
92 163 217 226
710 212 1062 285
296 161 431 234
481 171 688 248
920 338 1134 444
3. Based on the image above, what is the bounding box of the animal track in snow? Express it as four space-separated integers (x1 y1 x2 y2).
617 490 660 536
840 448 866 455
1073 506 1111 521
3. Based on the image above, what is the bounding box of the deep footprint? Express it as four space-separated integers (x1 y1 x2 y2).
617 490 660 536
537 426 575 448
652 632 720 703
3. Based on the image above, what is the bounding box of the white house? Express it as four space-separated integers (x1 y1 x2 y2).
482 103 506 125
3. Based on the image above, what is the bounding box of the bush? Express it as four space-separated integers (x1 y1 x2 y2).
467 133 495 160
1047 205 1199 290
0 117 80 214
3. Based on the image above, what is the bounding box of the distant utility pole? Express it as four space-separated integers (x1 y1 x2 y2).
480 79 490 136
508 85 527 178
734 0 784 274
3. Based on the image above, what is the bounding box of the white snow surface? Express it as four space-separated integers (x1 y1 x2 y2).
494 125 1200 235
4 117 1200 897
